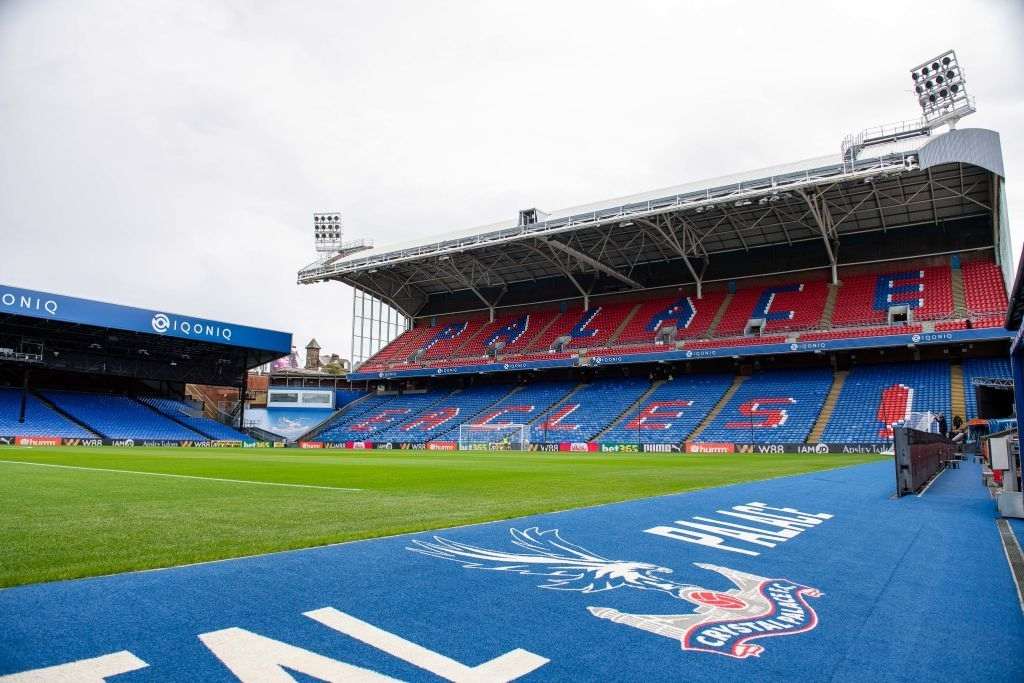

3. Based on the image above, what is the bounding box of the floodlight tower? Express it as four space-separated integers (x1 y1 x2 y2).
910 50 976 131
308 212 406 369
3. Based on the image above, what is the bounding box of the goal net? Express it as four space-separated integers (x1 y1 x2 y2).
458 423 530 451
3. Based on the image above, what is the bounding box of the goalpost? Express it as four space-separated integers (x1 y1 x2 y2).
457 424 530 451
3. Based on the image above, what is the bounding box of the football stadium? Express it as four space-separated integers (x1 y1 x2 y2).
2 16 1024 683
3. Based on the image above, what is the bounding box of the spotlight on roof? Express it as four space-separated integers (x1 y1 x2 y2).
909 49 975 129
313 212 344 252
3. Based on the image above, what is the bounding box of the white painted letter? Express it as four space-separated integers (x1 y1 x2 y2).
305 607 549 682
645 525 759 555
0 651 148 682
199 627 396 682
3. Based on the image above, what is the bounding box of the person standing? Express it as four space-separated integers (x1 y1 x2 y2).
937 413 949 438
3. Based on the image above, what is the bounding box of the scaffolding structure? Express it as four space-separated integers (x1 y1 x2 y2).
351 288 408 367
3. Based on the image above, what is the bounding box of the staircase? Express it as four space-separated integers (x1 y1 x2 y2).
32 391 105 438
687 375 746 441
298 391 380 442
705 292 734 338
951 267 968 317
807 371 849 443
524 312 566 352
820 283 840 329
528 383 588 427
606 304 641 346
950 363 966 420
135 398 210 440
592 380 665 441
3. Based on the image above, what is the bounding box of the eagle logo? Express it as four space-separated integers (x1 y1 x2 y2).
410 527 822 659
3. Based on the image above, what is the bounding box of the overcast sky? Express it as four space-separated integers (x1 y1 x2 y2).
2 0 1022 365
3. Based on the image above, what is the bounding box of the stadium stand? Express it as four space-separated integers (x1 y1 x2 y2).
317 390 451 442
714 281 829 336
140 397 254 442
468 310 561 357
616 291 728 344
698 369 833 444
376 384 516 443
831 266 954 326
530 377 651 443
962 259 1009 315
420 319 487 360
962 357 1012 419
353 255 1010 376
358 326 437 370
0 388 96 439
436 380 577 441
43 391 204 441
820 361 952 443
599 373 734 444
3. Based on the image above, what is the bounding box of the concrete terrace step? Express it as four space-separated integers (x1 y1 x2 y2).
807 370 848 443
687 375 746 441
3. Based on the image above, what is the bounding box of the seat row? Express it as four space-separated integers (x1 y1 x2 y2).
314 359 995 446
360 258 1007 373
0 389 252 442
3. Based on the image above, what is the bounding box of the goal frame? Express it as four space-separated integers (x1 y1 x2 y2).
457 423 530 451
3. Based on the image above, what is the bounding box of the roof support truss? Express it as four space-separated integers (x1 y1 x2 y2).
540 238 643 291
797 188 839 284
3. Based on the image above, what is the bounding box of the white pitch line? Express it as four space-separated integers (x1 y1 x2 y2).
0 459 362 492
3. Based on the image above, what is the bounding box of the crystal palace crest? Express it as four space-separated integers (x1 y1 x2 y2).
409 527 822 659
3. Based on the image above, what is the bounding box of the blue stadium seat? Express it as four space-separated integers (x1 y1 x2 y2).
374 385 516 443
530 378 651 444
434 381 577 442
699 369 833 444
318 390 451 442
962 357 1012 419
43 391 206 441
140 397 254 442
599 374 734 444
0 388 96 439
821 361 952 443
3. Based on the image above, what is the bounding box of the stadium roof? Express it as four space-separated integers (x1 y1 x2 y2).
299 127 1006 318
0 284 292 386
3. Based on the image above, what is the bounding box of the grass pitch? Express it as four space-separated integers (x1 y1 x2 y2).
0 447 883 587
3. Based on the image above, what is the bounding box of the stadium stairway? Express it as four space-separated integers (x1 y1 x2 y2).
806 370 848 443
318 390 454 442
375 384 520 443
687 374 747 441
592 380 665 441
41 391 207 441
29 391 106 438
950 363 966 420
820 283 839 329
951 264 967 317
820 361 952 443
698 369 834 444
138 397 253 442
521 312 564 353
598 374 735 444
603 304 641 347
0 388 98 439
703 291 733 338
299 391 382 442
530 379 650 444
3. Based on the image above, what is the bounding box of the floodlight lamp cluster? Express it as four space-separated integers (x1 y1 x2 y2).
910 50 972 126
313 212 344 252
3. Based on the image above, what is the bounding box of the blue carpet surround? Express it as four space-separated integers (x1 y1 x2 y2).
1 460 1022 682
